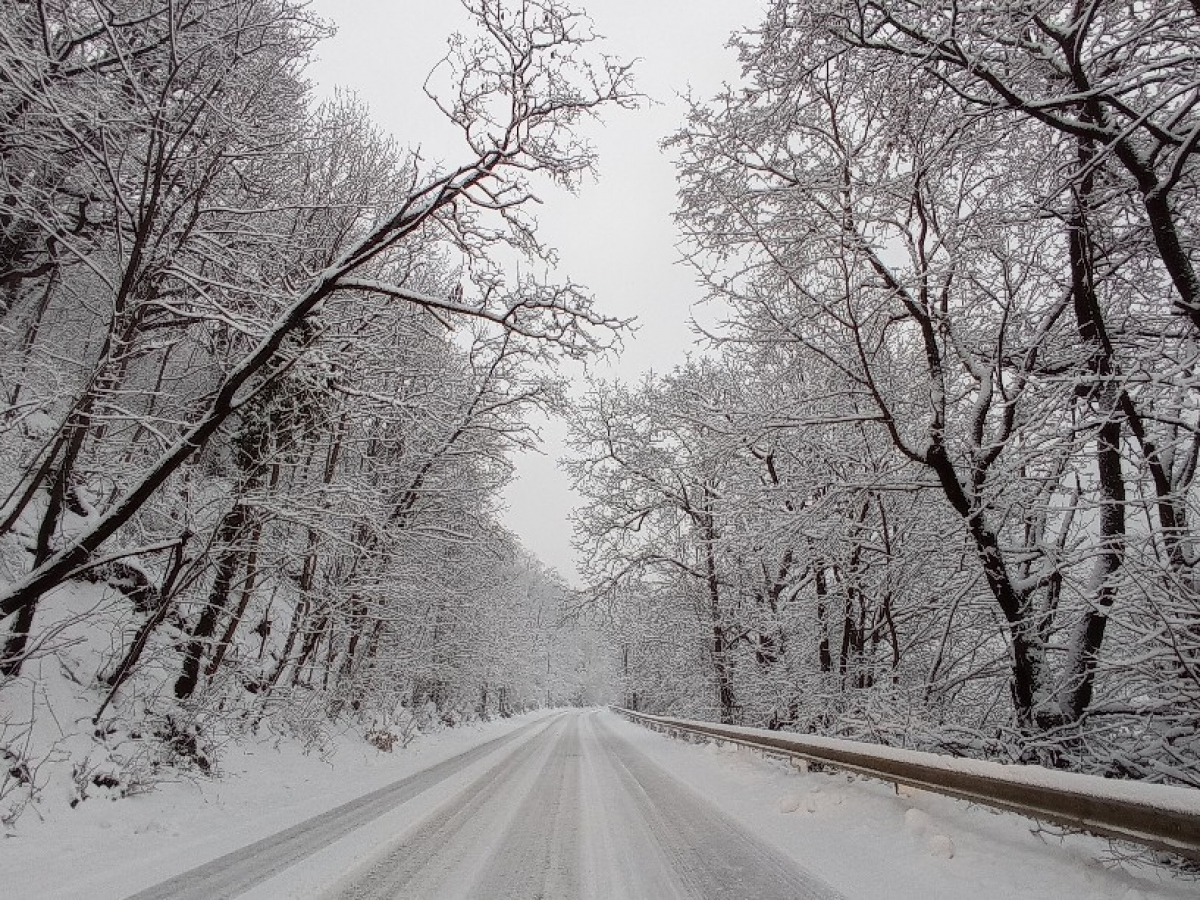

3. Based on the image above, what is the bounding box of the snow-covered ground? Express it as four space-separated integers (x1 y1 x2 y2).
604 712 1197 900
307 710 838 900
0 707 556 899
2 707 1195 898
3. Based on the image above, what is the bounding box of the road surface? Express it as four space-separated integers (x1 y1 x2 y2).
130 709 841 899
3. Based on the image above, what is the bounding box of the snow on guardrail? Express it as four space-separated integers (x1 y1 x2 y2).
611 707 1200 862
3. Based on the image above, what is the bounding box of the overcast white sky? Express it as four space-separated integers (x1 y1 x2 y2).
306 1 757 581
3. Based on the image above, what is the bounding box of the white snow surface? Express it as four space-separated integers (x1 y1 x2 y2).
1 707 1196 899
634 713 1200 817
0 708 556 899
602 712 1197 900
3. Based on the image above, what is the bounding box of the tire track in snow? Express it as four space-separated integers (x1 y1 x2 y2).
592 711 844 900
332 709 842 900
125 714 559 900
576 710 687 899
328 714 575 899
130 709 843 899
468 711 583 898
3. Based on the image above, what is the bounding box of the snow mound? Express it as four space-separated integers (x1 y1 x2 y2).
905 807 934 835
778 792 802 814
928 834 956 859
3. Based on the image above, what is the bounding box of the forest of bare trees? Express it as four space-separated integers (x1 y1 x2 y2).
4 0 1199 832
0 0 627 822
567 0 1200 786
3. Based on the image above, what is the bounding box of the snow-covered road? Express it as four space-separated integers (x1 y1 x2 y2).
328 710 839 900
7 706 1194 898
129 709 840 899
125 719 538 900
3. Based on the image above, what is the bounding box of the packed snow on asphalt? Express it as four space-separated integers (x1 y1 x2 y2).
2 708 1194 899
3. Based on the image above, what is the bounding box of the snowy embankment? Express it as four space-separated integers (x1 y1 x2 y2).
0 708 556 899
603 712 1197 900
620 711 1200 854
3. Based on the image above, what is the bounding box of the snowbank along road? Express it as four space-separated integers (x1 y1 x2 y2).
128 709 842 899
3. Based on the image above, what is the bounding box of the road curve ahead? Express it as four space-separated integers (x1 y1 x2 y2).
131 709 842 900
326 709 842 900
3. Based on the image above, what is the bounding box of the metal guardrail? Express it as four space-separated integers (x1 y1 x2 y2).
611 707 1200 862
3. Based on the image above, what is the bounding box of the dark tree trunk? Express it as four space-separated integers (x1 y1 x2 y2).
815 566 832 674
1 411 87 675
925 443 1043 728
700 490 736 724
205 518 264 679
175 501 249 699
1056 151 1126 723
95 535 191 721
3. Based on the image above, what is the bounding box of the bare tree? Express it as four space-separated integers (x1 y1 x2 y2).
0 0 635 666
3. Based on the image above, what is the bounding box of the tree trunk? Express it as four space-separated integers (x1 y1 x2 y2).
1 408 88 675
174 500 249 699
204 518 264 679
1055 160 1126 723
815 565 832 673
95 535 191 721
700 493 736 724
925 444 1045 728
